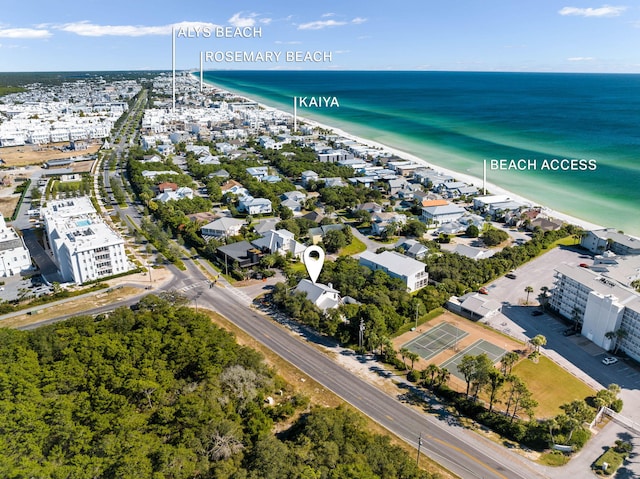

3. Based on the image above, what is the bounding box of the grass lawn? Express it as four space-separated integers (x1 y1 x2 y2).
512 355 596 418
339 237 367 256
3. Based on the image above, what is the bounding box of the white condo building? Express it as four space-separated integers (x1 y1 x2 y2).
0 215 32 277
551 261 640 362
42 197 132 284
359 250 429 293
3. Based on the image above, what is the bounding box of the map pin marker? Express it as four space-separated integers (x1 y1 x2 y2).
302 245 325 284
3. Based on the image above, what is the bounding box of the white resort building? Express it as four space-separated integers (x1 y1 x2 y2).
41 197 132 284
550 260 640 362
0 215 32 277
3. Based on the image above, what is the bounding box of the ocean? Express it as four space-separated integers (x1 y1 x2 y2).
201 70 640 236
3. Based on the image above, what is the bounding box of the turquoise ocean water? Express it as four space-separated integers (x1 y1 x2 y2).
201 71 640 236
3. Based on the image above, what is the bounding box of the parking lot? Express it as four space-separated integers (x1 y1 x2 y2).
481 245 640 423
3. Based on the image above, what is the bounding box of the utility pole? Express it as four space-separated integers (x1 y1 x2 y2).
358 318 365 350
416 432 423 466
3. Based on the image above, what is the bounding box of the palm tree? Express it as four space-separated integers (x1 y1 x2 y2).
530 334 547 353
524 286 534 305
407 351 420 371
399 347 410 370
436 368 450 388
423 364 439 389
500 351 519 375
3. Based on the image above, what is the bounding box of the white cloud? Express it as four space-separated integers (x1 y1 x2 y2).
228 12 258 28
57 21 218 37
322 13 336 18
298 17 367 30
275 40 302 45
0 27 51 39
558 5 627 17
568 56 595 61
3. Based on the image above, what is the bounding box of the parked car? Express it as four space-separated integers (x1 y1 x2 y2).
602 357 618 365
563 329 577 336
506 273 517 279
531 310 544 316
579 263 589 268
478 287 489 295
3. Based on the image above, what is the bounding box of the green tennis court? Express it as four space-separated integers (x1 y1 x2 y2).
402 322 468 361
440 340 508 380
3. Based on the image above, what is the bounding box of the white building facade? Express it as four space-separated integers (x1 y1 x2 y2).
42 197 132 284
550 263 640 362
0 215 32 277
359 250 429 293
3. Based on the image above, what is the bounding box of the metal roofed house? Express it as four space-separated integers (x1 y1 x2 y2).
447 293 502 321
295 279 342 312
452 244 496 260
308 223 346 245
201 217 246 240
252 229 306 259
421 203 466 225
238 197 272 215
359 250 429 293
399 239 429 260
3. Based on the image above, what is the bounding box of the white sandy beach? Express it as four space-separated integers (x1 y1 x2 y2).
199 76 605 233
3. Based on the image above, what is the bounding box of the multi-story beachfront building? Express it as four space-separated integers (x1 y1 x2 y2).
359 250 429 293
41 197 132 284
0 214 32 277
550 261 640 362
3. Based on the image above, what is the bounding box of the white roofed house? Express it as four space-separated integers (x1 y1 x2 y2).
238 197 272 215
301 170 319 186
421 203 466 225
370 211 407 236
251 229 306 259
201 217 245 240
155 187 194 203
295 279 342 312
359 250 429 293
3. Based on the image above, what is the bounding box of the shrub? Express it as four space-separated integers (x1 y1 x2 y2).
610 398 623 413
407 370 420 382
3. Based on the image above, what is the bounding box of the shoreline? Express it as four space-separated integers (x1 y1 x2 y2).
195 73 606 234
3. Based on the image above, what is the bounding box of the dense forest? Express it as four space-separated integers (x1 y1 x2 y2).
0 295 435 479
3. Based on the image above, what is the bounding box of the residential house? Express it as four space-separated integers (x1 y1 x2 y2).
308 224 346 245
371 212 407 236
155 187 194 203
359 250 429 293
421 203 466 225
356 202 384 214
295 279 342 312
399 239 429 260
201 217 245 239
301 170 319 186
252 229 306 259
215 241 262 270
452 244 495 260
246 166 269 181
239 197 272 215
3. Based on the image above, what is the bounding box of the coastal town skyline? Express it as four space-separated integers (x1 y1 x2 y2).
2 1 640 73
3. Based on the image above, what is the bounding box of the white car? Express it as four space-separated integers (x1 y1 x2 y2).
602 357 618 365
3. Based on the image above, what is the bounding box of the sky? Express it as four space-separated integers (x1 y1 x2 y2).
1 0 640 73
